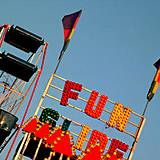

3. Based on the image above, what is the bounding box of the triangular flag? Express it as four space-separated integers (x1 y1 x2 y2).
147 58 160 101
81 145 101 160
23 118 37 133
52 133 73 157
34 123 50 139
59 10 82 59
46 128 62 144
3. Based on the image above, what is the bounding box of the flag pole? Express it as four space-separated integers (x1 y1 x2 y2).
142 100 149 116
53 49 65 74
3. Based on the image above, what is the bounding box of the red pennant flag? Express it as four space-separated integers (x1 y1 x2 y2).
46 128 62 144
52 133 73 157
34 123 50 139
59 10 82 59
23 118 37 133
81 145 101 160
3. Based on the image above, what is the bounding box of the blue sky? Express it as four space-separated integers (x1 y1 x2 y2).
0 0 160 159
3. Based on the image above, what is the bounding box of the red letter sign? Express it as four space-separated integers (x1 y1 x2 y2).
85 90 108 118
60 80 82 106
86 130 108 154
105 139 129 159
108 103 132 132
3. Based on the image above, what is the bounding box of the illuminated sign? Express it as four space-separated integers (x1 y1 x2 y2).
19 74 145 160
23 111 128 159
60 80 131 132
